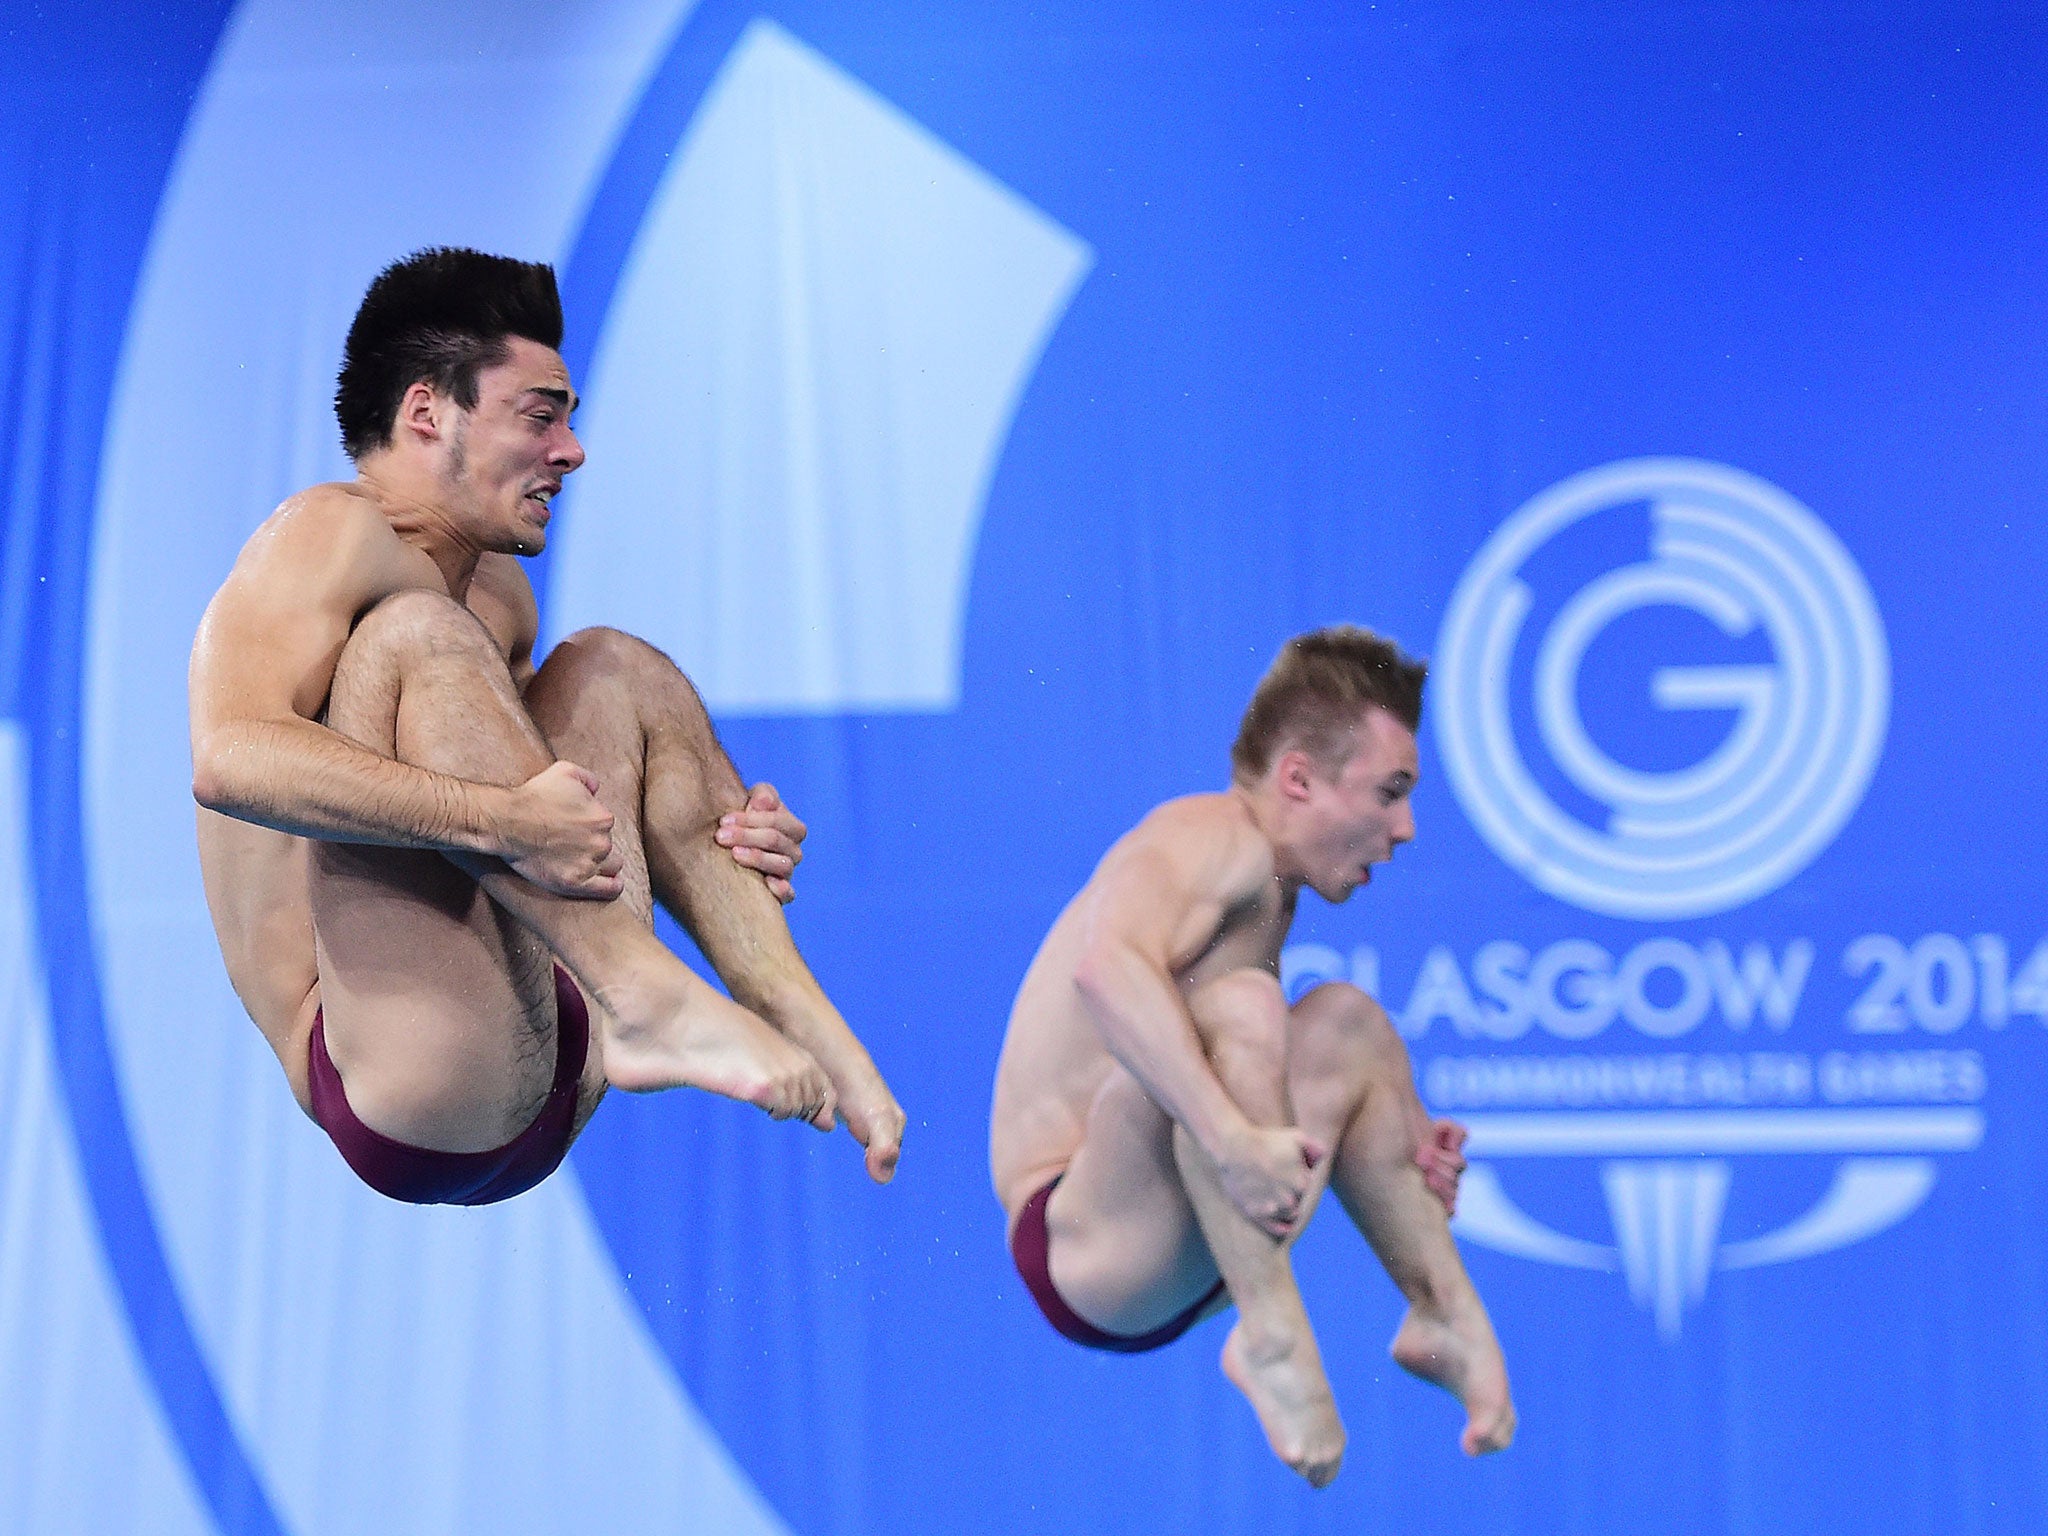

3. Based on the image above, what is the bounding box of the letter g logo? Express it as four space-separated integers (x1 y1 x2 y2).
1435 457 1889 920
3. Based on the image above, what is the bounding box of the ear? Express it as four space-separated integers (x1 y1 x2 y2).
395 379 444 445
1274 748 1318 803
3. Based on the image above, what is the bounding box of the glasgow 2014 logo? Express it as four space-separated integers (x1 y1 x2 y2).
1356 459 1988 1342
1434 456 1890 921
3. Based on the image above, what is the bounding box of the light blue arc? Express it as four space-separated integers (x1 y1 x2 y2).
0 724 217 1535
547 18 1093 713
82 2 800 1533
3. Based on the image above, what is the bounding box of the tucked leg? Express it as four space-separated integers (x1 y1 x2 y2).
310 591 833 1154
1172 970 1346 1487
1038 968 1345 1485
1040 971 1512 1475
1291 983 1516 1456
524 627 903 1180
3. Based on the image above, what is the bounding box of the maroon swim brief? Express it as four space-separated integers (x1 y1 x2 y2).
1010 1176 1227 1353
307 963 589 1206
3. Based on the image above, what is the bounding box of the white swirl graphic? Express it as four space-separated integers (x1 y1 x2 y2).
1436 457 1889 920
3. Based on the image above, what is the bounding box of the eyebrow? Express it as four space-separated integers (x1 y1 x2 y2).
526 386 579 414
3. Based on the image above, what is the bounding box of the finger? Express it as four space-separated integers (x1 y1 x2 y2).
718 824 799 855
767 876 796 905
745 787 806 839
1300 1138 1328 1168
738 786 808 841
733 818 805 861
542 863 615 899
864 1120 904 1183
810 1086 839 1132
565 763 600 796
723 847 796 883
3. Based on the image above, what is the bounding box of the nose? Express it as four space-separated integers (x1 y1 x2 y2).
553 425 586 473
1391 800 1415 847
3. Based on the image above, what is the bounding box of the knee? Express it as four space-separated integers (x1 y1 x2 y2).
549 625 668 681
1293 982 1409 1076
1188 968 1289 1068
542 629 715 731
347 588 495 664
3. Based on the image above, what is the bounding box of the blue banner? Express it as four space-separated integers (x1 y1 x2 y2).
3 3 2043 1533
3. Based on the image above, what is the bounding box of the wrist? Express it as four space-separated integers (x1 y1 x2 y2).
467 780 523 859
1198 1105 1258 1168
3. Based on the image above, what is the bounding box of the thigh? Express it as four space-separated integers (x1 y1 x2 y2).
1043 1065 1222 1336
309 838 564 1153
312 595 565 1153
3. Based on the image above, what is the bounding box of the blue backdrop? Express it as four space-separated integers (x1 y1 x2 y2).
3 3 2044 1533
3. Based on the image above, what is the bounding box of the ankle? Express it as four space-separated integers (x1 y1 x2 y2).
594 962 690 1034
1395 1267 1474 1321
1233 1311 1311 1367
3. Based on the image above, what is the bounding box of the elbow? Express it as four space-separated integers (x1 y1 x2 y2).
1071 947 1117 1012
189 736 237 813
191 761 226 813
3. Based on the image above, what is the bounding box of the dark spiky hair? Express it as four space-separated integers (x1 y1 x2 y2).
1232 625 1427 781
334 247 564 460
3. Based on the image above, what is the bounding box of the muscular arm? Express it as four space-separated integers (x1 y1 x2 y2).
189 492 610 891
1069 806 1268 1164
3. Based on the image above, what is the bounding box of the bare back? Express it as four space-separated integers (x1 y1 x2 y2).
191 482 537 1108
989 792 1295 1214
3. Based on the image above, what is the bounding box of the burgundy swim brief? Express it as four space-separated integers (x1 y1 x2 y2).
1010 1176 1227 1353
307 963 589 1206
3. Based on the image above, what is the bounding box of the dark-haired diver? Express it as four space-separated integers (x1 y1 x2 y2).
191 248 903 1205
990 628 1513 1484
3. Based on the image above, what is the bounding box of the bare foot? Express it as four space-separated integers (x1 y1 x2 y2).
752 993 905 1182
833 1073 907 1183
1221 1321 1347 1487
598 972 837 1128
1390 1301 1516 1455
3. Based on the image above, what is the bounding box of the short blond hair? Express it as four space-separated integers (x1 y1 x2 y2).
1231 625 1426 782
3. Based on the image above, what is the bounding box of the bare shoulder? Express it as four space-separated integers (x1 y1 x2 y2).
231 482 414 584
1074 792 1276 964
1111 792 1275 896
192 482 432 729
199 481 436 654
